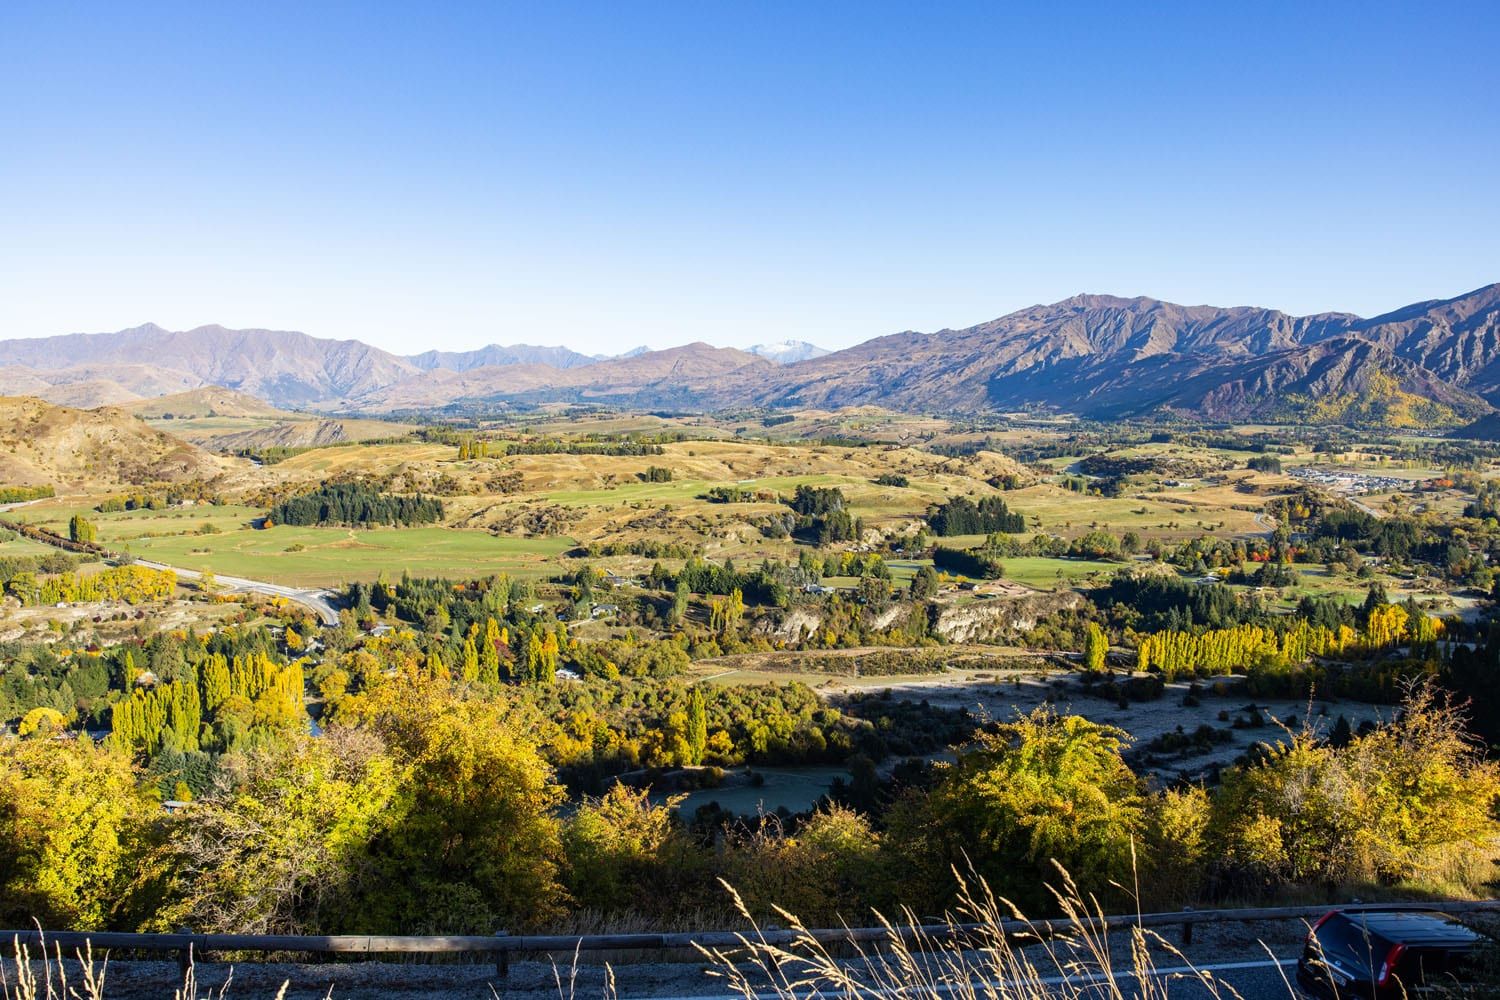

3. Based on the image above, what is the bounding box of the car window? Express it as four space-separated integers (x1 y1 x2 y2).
1313 917 1386 978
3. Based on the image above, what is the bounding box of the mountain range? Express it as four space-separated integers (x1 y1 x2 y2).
2 283 1497 424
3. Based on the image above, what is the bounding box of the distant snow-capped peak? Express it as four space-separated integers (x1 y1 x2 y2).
748 340 829 363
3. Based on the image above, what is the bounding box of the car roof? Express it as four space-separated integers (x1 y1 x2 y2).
1328 909 1483 946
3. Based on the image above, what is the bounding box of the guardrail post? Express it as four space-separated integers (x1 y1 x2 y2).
494 931 509 979
1180 907 1193 946
177 927 194 976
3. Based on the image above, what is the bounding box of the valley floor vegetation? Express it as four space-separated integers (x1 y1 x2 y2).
3 414 1500 944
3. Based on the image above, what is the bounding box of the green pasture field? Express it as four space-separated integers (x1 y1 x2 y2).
544 472 949 519
1001 485 1262 535
8 496 575 587
0 533 55 557
885 555 1123 589
989 556 1124 588
118 525 577 588
13 500 265 543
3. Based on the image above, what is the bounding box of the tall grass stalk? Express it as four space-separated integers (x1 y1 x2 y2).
3 868 1303 1000
1 936 108 1000
698 867 1274 1000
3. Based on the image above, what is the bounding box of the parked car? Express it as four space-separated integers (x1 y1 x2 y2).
1296 908 1483 998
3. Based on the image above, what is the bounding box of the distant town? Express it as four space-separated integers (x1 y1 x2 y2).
1287 465 1412 495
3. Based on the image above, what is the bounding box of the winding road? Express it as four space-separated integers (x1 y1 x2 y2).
134 560 342 626
1 499 341 626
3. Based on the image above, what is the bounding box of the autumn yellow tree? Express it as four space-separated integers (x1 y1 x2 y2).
1083 622 1108 672
562 785 693 913
351 676 568 931
18 706 67 738
887 708 1143 913
1209 682 1499 888
0 737 156 928
460 635 479 683
152 732 400 934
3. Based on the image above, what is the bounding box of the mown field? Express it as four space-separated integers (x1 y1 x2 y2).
878 555 1122 589
0 533 55 557
7 498 574 587
123 526 575 588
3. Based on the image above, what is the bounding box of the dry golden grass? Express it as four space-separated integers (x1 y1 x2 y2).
4 869 1294 1000
699 868 1285 1000
0 397 225 489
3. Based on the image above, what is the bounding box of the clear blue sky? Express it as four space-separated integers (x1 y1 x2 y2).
2 1 1497 355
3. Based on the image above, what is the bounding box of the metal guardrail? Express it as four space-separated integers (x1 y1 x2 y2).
7 900 1499 976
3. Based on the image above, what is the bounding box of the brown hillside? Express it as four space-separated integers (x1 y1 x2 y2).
0 396 224 488
208 419 372 451
119 386 290 420
349 343 770 410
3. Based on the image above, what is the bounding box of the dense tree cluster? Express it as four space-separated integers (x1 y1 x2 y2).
804 508 858 543
491 436 666 456
584 538 697 559
454 438 491 460
807 550 890 580
0 737 157 929
108 652 306 757
0 485 56 503
269 482 443 528
1246 454 1283 473
788 485 847 516
0 609 1495 936
5 564 176 606
703 486 760 503
777 486 862 543
525 676 969 792
1137 621 1357 679
1208 685 1497 890
932 544 1006 579
926 495 1025 536
0 551 85 586
671 556 800 607
1135 604 1439 680
1094 572 1258 632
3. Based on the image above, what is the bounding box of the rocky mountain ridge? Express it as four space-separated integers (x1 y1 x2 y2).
4 283 1498 422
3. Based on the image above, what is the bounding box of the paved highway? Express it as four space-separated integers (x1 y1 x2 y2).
650 959 1300 1000
134 560 342 626
648 959 1299 1000
2 499 341 625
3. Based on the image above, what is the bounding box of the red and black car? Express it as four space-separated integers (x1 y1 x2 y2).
1296 908 1483 998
